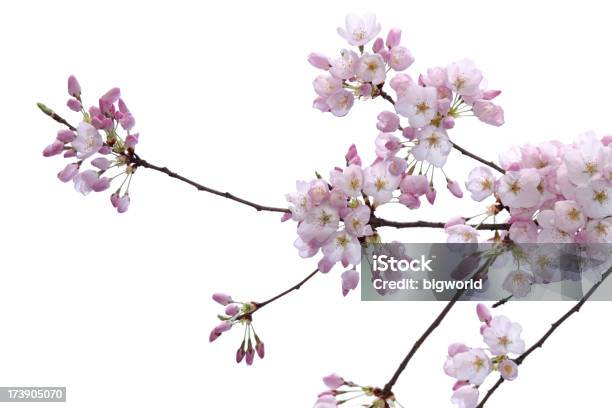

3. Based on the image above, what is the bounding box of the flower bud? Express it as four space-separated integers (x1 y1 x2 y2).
225 303 239 317
92 157 112 170
101 87 121 104
245 343 255 366
482 89 502 100
402 127 416 140
57 163 79 183
92 177 111 192
323 373 344 389
372 37 384 53
426 186 437 204
442 116 455 129
444 216 465 229
307 53 330 70
399 193 420 209
236 345 246 363
57 129 76 143
67 98 82 112
386 28 401 48
476 303 492 324
447 179 464 198
212 293 232 306
43 140 64 157
67 75 81 98
256 342 265 359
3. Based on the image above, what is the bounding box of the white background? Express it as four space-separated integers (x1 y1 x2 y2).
1 1 611 407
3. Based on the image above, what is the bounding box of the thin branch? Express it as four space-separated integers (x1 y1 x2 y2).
130 153 290 213
477 266 612 407
451 141 506 174
492 294 513 308
380 256 497 398
37 103 76 131
254 269 319 311
370 217 509 231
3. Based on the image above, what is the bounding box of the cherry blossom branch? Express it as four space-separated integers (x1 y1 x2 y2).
476 266 612 407
130 153 290 214
450 141 506 174
370 217 509 231
253 268 319 311
376 86 506 174
492 294 513 308
380 255 497 398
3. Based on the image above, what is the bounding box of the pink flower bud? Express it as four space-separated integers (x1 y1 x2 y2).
426 187 437 204
601 135 612 146
386 28 402 49
43 140 64 157
399 193 421 209
442 116 455 129
323 373 344 389
118 98 130 114
473 100 505 127
57 163 79 182
209 330 221 343
329 189 348 209
67 75 81 98
120 114 135 131
307 53 331 70
376 111 400 132
482 90 502 100
476 303 492 324
225 304 239 317
64 150 77 158
341 269 359 296
280 212 292 222
245 344 255 366
101 87 121 104
57 129 76 143
402 127 416 140
116 195 130 213
480 324 488 335
372 37 384 53
92 177 111 192
125 133 139 149
447 179 464 198
236 345 246 363
99 145 112 155
212 293 232 306
110 193 120 207
67 98 82 112
256 342 265 359
400 175 429 196
214 321 232 334
92 157 112 170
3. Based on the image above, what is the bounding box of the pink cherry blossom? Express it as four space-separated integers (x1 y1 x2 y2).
465 166 495 201
411 126 452 167
498 169 542 208
362 160 401 205
482 315 526 356
395 85 438 128
499 359 518 381
376 111 400 132
329 49 359 80
447 59 483 96
389 46 414 71
356 54 386 85
72 122 103 159
327 90 355 117
451 386 479 408
308 53 331 70
337 13 381 46
473 100 504 126
341 269 359 296
446 224 479 244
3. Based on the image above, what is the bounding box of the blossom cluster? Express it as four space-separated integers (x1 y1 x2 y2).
41 76 139 213
444 304 525 408
208 293 265 366
314 373 399 408
309 13 504 135
456 132 612 246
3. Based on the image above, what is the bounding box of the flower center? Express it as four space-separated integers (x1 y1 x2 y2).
336 234 349 248
567 207 581 221
318 210 332 226
416 102 430 114
508 180 522 195
374 178 387 191
480 179 493 190
593 189 608 204
426 133 440 148
498 336 511 347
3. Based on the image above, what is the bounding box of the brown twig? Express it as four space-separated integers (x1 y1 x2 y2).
130 153 290 213
380 256 497 398
477 266 612 407
370 217 509 231
254 269 319 311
